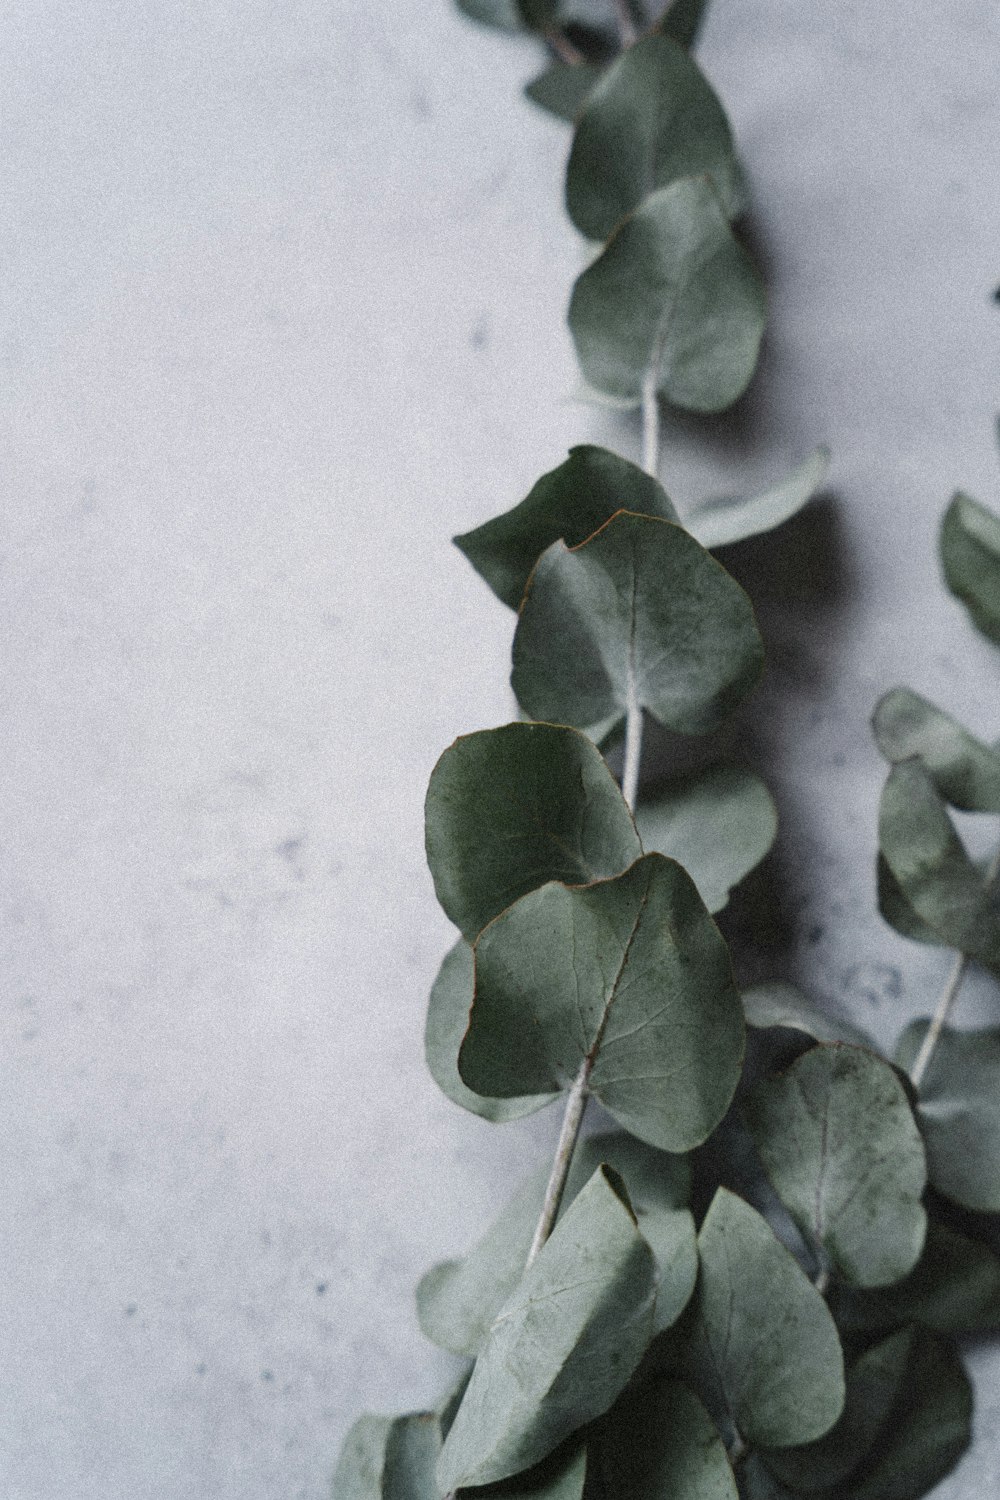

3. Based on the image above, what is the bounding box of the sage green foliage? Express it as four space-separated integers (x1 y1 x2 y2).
456 0 523 30
657 0 710 48
760 1329 914 1494
568 177 767 410
566 34 743 241
832 1220 1000 1336
425 722 640 940
511 513 763 736
463 853 745 1151
526 61 603 122
425 940 558 1121
741 981 874 1048
636 765 776 912
417 1131 695 1356
333 1411 440 1500
745 1044 927 1288
688 1189 845 1449
589 1378 737 1500
684 447 831 550
454 445 677 610
877 759 1000 966
470 1443 588 1499
873 687 1000 811
941 490 1000 644
436 1167 656 1491
897 1020 1000 1212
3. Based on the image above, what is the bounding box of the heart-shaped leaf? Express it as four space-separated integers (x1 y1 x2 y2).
568 178 766 412
462 853 745 1151
741 982 875 1048
566 34 744 242
685 1188 844 1449
760 1328 914 1494
526 61 604 122
417 1131 694 1357
425 722 641 940
683 448 831 550
831 1220 1000 1336
436 1166 657 1491
745 1044 927 1288
941 491 1000 646
589 1378 737 1500
454 445 678 610
511 512 763 738
873 687 1000 812
897 1021 1000 1211
425 940 559 1121
636 765 776 912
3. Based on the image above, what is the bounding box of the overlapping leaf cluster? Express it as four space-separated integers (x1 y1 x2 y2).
335 6 1000 1498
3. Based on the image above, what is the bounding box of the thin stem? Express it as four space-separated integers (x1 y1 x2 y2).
621 696 643 813
613 0 637 47
544 26 584 65
525 1058 593 1268
641 368 660 479
814 1266 830 1297
727 1433 749 1468
909 842 1000 1090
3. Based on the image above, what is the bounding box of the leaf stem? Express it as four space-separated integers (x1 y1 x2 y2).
544 26 584 66
613 0 637 47
621 695 643 813
641 368 661 479
525 1057 593 1268
909 842 1000 1090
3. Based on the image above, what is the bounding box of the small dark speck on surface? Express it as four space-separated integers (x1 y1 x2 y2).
195 1364 207 1376
125 1303 138 1317
315 1282 327 1295
807 924 824 945
261 1369 275 1383
470 318 489 351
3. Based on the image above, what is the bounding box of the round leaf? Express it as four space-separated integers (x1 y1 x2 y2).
742 982 874 1049
511 512 764 737
591 1378 737 1500
566 34 744 242
689 1189 845 1449
636 765 776 912
333 1411 440 1500
463 853 745 1152
454 445 678 610
425 722 641 940
897 1020 1000 1211
683 447 831 551
745 1043 927 1288
436 1166 657 1491
941 491 1000 646
873 687 1000 812
526 61 604 123
832 1220 1000 1336
568 178 767 412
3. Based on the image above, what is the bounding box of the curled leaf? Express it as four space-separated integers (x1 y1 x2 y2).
683 447 830 550
897 1020 1000 1212
941 490 1000 645
636 765 776 913
873 687 1000 812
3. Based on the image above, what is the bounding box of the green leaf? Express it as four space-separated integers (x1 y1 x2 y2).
877 759 1000 964
941 490 1000 645
636 765 776 912
687 1188 844 1449
468 1442 588 1499
873 687 1000 812
462 853 745 1151
333 1411 440 1500
454 445 678 611
741 982 875 1048
425 722 641 940
566 34 743 242
745 1044 927 1288
456 0 525 30
837 1332 971 1500
831 1220 1000 1336
590 1378 737 1500
683 448 831 550
511 512 763 737
517 0 560 28
526 61 604 122
877 852 944 947
425 940 559 1122
657 0 711 49
760 1328 914 1494
568 178 766 412
417 1131 694 1357
436 1166 657 1491
897 1021 1000 1211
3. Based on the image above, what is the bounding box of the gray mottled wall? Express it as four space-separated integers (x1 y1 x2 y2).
3 1 999 1495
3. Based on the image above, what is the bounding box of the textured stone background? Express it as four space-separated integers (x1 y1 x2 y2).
3 1 1000 1495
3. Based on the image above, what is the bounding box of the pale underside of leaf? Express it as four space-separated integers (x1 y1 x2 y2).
683 447 830 550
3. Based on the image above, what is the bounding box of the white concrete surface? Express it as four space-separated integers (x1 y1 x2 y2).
2 1 1000 1495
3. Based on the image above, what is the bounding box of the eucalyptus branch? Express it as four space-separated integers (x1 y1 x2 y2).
641 368 661 480
544 26 584 65
613 0 638 47
525 1057 594 1268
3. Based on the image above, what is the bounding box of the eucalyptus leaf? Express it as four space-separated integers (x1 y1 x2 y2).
760 1328 914 1494
566 34 743 242
333 1411 440 1500
425 722 641 940
687 1188 844 1449
656 0 711 49
684 448 831 550
897 1020 1000 1212
568 178 766 412
831 1220 1000 1336
418 1131 694 1357
454 445 678 610
741 982 874 1048
436 1166 657 1491
462 853 745 1152
526 61 604 122
941 490 1000 645
636 765 776 913
456 0 525 30
745 1043 927 1288
873 687 1000 812
511 512 763 737
469 1442 588 1499
877 852 943 947
590 1377 737 1500
426 940 559 1121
